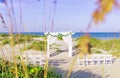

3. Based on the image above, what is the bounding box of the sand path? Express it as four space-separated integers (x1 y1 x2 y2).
48 39 120 78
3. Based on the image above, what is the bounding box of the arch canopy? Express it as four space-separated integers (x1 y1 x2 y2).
45 31 73 57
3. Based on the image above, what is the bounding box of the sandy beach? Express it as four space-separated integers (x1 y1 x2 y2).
0 38 120 78
48 39 120 78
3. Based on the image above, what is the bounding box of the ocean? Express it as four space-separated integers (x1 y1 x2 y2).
1 32 120 39
72 32 120 39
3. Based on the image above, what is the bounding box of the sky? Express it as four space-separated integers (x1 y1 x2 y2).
0 0 120 32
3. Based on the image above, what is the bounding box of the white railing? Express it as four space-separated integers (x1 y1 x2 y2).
77 54 113 66
22 55 46 66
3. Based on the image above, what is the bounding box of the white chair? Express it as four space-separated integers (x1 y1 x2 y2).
35 55 46 65
99 54 105 65
22 55 27 62
105 55 112 65
22 55 46 65
92 54 100 65
86 55 93 65
77 55 85 66
21 55 29 64
77 54 113 66
27 55 36 65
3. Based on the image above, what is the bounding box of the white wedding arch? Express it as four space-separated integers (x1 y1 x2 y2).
45 31 73 57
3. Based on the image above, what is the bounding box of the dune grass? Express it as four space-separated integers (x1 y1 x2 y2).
0 34 9 37
26 41 46 51
76 36 120 57
0 34 33 46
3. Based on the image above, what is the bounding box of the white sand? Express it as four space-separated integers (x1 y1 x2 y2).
49 39 120 78
0 39 120 78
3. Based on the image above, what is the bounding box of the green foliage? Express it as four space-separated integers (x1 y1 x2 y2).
18 37 24 42
57 36 63 40
47 68 61 78
97 39 120 51
2 38 9 45
0 37 3 41
56 49 63 52
77 36 120 56
76 36 86 47
13 34 33 43
25 35 33 42
82 37 99 48
76 36 100 47
111 51 120 58
90 38 100 47
26 41 46 51
94 50 102 54
0 34 9 37
0 34 46 46
1 34 34 46
0 58 61 78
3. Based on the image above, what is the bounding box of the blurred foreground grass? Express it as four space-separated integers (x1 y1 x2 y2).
0 58 61 78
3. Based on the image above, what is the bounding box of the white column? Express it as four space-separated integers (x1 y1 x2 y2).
62 35 72 57
47 36 50 57
68 44 72 57
47 35 57 57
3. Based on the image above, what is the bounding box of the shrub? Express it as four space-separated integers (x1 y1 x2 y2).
25 35 33 42
90 38 100 47
26 41 46 51
0 58 61 78
0 37 3 41
111 51 120 58
57 36 63 40
95 50 102 54
11 34 33 45
2 38 9 45
0 34 9 37
18 38 25 42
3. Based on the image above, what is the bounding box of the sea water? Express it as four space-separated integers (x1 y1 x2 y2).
1 32 120 39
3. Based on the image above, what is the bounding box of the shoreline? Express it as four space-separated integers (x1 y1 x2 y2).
0 32 120 39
